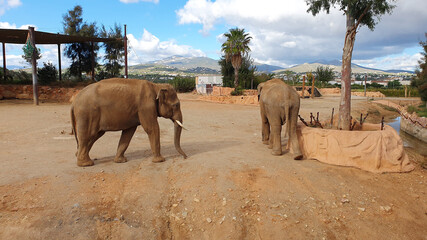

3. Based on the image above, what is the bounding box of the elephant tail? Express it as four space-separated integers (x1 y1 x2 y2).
71 106 78 148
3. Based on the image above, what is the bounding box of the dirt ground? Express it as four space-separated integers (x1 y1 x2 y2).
0 94 426 240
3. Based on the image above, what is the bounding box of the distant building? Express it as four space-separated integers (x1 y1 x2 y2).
196 75 223 94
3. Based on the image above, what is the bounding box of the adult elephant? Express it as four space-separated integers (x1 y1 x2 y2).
257 79 303 160
71 78 187 167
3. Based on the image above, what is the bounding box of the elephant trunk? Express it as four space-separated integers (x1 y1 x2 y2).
173 114 187 159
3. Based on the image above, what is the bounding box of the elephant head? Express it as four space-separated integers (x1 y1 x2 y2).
156 85 188 158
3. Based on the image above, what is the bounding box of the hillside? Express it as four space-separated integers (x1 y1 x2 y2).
274 60 414 75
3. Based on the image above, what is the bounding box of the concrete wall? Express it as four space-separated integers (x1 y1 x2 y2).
400 117 427 143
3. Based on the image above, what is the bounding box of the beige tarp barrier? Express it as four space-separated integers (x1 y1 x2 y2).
297 123 415 173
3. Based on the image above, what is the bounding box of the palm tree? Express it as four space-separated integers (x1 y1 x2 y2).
221 28 252 88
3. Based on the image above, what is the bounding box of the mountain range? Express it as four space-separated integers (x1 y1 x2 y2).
128 55 415 75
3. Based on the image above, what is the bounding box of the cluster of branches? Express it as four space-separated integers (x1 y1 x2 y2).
19 5 124 83
62 5 124 81
411 34 427 106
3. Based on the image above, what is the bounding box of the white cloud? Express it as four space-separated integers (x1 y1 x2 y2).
119 0 159 3
354 53 422 71
126 29 206 65
0 0 22 15
177 0 427 70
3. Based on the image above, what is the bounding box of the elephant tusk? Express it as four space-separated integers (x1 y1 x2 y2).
175 120 188 130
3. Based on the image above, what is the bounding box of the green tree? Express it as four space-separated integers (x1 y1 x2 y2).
171 76 196 92
221 28 252 88
283 70 294 84
315 66 334 87
37 62 58 85
368 82 383 88
100 23 124 79
219 54 256 89
412 34 427 107
306 0 395 129
63 5 99 81
387 80 402 89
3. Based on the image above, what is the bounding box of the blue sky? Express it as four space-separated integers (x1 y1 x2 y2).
1 0 425 71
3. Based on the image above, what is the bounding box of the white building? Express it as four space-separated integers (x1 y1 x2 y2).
196 75 223 94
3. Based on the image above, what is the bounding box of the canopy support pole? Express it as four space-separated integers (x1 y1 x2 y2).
91 42 95 81
29 26 39 105
2 42 6 82
58 43 62 81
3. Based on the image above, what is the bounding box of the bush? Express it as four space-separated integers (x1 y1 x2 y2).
37 62 58 85
407 105 417 114
171 76 195 92
230 87 244 96
377 88 419 97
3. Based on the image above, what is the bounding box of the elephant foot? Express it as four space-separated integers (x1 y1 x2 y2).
77 158 94 167
114 156 128 163
262 140 269 145
152 156 165 163
271 150 282 156
294 154 304 160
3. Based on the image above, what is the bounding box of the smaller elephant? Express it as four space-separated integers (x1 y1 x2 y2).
71 78 187 167
257 79 303 160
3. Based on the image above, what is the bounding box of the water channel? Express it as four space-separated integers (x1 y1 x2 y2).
387 117 427 158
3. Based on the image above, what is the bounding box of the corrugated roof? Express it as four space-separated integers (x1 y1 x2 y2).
0 28 118 44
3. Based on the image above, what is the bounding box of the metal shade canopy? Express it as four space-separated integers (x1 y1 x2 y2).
0 28 117 44
1 27 126 105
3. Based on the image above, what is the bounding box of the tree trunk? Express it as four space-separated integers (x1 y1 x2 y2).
234 67 239 89
231 54 242 89
338 13 357 130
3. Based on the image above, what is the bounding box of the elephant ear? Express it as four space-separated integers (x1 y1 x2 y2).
257 82 265 94
257 82 265 101
156 87 168 104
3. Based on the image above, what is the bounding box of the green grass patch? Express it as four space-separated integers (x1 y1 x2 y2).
407 104 427 117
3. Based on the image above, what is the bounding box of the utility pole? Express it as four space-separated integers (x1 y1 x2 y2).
124 24 128 79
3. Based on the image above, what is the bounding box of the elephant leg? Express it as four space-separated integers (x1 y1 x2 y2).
270 124 282 156
140 117 165 163
77 130 104 167
289 106 303 160
260 103 270 145
114 126 137 163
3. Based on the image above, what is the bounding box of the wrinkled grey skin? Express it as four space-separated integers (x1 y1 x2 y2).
257 79 303 160
71 78 187 167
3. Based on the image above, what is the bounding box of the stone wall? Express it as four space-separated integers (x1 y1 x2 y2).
199 95 259 105
0 85 81 102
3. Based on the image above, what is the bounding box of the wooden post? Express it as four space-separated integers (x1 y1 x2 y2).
2 42 6 82
405 85 407 98
364 74 367 97
57 43 62 81
302 75 305 98
29 27 39 105
124 24 128 79
311 75 315 98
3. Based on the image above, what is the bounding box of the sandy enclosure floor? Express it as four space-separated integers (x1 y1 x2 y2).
0 94 426 239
